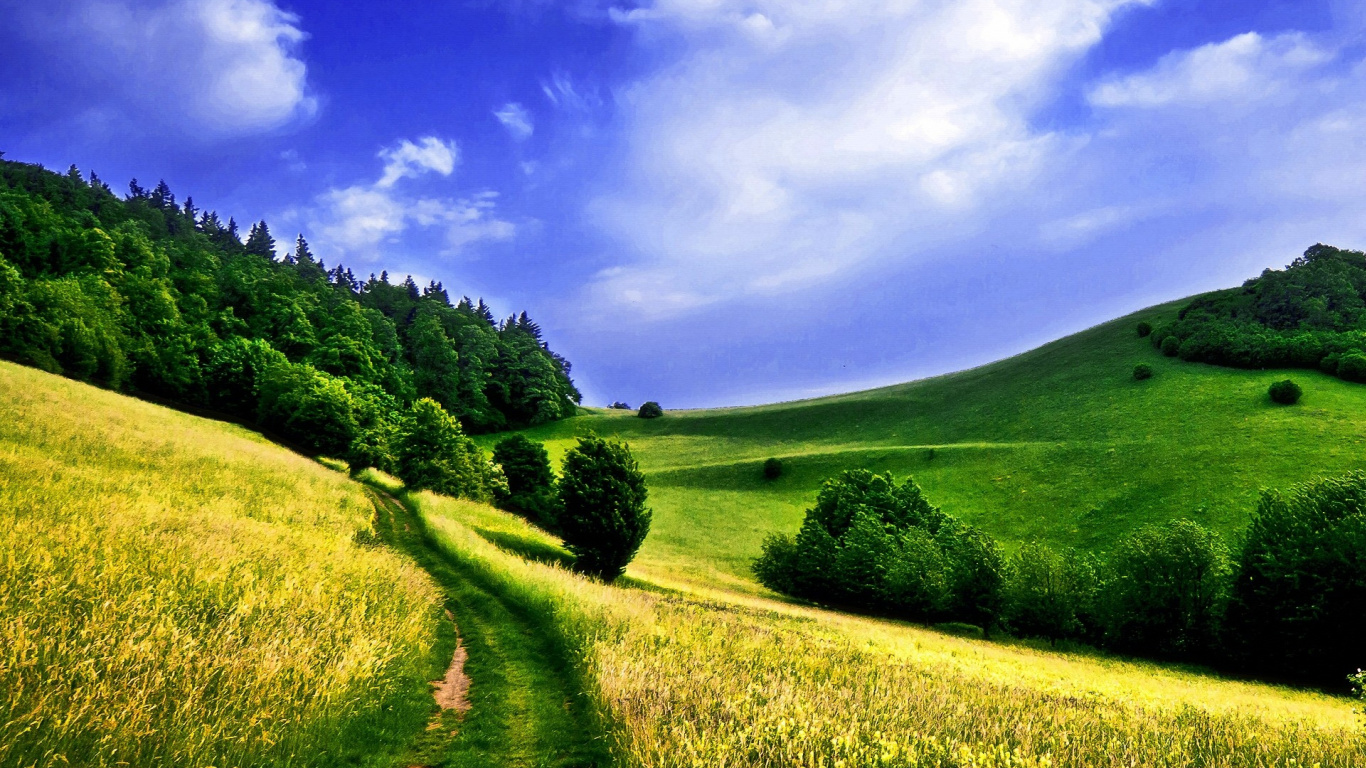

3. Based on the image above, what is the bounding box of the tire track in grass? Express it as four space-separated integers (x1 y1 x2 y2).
368 487 611 768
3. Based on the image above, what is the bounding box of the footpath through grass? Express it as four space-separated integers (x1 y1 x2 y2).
364 477 611 768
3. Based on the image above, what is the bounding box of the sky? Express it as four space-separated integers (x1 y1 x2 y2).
3 0 1366 408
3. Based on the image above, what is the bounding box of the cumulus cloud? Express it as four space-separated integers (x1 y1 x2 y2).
313 136 514 259
494 102 534 140
4 0 315 136
587 0 1151 317
377 137 460 188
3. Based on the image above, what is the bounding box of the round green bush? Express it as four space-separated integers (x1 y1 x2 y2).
1133 363 1153 381
637 401 664 419
763 457 783 480
1319 353 1341 375
1268 379 1302 405
1337 353 1366 383
1136 321 1153 338
1160 336 1181 357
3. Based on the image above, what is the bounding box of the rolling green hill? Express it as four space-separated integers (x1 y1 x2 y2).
494 296 1366 592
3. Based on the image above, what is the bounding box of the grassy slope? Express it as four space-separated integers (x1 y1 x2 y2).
493 297 1366 591
0 361 444 768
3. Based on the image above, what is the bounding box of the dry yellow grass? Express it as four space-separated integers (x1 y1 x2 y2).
416 492 1365 768
0 362 444 768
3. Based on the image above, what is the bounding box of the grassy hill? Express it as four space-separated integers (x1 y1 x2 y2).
3 336 1361 768
0 361 445 768
495 296 1366 591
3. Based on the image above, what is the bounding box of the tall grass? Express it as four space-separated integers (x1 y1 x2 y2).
0 362 444 768
415 492 1366 768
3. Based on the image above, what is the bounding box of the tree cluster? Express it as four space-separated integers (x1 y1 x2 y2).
755 469 1366 688
1150 244 1366 383
0 159 580 463
493 434 651 582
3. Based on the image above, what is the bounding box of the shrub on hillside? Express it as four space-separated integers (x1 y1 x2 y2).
1136 321 1153 338
1319 352 1341 375
1338 353 1366 383
1101 519 1232 661
1160 336 1181 357
1003 543 1100 645
493 435 560 529
1268 379 1302 405
763 457 783 480
753 470 1006 628
637 401 664 419
347 420 396 475
1225 472 1366 686
608 401 631 410
1133 363 1153 381
391 398 496 500
557 436 651 581
753 533 800 594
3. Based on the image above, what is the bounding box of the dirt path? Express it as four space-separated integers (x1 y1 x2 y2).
368 488 611 768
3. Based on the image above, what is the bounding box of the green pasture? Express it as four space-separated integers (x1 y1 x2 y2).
490 297 1366 590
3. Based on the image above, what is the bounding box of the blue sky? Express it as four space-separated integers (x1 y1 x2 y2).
3 0 1366 407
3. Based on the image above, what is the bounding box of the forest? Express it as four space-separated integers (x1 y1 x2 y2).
1152 243 1366 379
0 157 580 458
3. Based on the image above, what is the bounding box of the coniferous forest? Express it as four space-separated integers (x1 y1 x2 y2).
0 157 580 460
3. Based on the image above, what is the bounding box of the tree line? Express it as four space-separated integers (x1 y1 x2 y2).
754 468 1365 690
0 157 580 462
1152 243 1366 382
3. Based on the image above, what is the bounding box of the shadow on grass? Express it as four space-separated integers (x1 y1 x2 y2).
471 526 576 569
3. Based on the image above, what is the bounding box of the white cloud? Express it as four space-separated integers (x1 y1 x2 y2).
318 185 408 251
312 137 513 259
541 72 601 112
494 102 534 140
1088 32 1332 108
586 0 1151 317
12 0 315 136
377 137 460 188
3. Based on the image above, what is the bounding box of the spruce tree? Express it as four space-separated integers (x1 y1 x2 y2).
244 220 276 259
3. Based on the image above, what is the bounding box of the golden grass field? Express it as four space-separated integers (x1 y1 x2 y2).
0 361 445 768
414 490 1366 768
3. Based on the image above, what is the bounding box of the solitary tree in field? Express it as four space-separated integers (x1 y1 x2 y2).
557 436 651 581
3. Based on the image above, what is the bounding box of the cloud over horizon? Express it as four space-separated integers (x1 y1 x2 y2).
586 0 1152 318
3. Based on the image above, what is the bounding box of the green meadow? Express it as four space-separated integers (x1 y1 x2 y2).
493 297 1366 591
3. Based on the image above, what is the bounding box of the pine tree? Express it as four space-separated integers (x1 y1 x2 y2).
244 220 276 259
151 180 175 210
128 179 147 199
